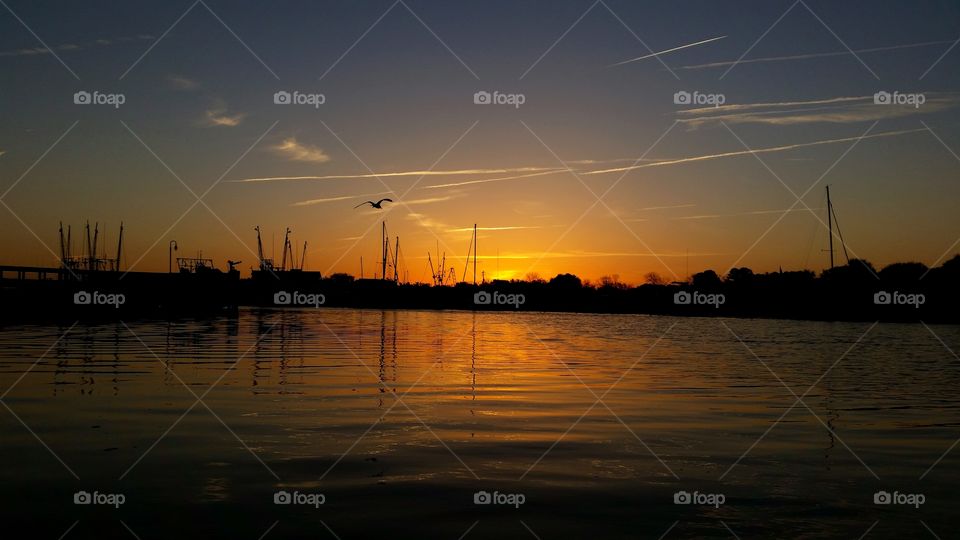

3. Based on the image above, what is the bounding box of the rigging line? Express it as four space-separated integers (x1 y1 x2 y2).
831 203 850 264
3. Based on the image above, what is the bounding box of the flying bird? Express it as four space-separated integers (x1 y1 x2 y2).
354 198 393 209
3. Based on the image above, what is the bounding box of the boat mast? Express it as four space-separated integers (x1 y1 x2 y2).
827 185 834 269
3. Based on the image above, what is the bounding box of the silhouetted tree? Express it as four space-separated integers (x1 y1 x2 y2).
726 267 755 285
549 273 582 290
879 262 928 285
692 269 722 289
644 272 666 285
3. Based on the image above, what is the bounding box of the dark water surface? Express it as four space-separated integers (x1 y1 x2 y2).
1 308 957 538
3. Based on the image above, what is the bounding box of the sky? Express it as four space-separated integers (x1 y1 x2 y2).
1 0 959 283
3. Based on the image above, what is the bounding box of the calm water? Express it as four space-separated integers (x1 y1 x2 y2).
1 309 957 539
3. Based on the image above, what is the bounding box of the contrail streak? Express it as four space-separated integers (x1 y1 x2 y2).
608 35 726 67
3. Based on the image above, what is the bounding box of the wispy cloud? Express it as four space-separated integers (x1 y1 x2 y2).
678 94 958 128
583 128 927 176
447 226 544 232
0 35 153 57
672 208 819 220
271 137 331 163
608 36 726 67
675 39 956 71
638 203 697 211
231 166 558 183
204 107 245 127
169 76 199 90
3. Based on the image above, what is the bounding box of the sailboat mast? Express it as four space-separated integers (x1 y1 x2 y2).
826 186 834 269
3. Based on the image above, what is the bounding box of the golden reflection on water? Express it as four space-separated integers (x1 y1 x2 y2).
1 309 958 537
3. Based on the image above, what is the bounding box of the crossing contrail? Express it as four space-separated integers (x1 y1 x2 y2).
608 36 726 67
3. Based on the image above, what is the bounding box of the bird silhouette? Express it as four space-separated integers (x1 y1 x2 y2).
354 198 393 209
